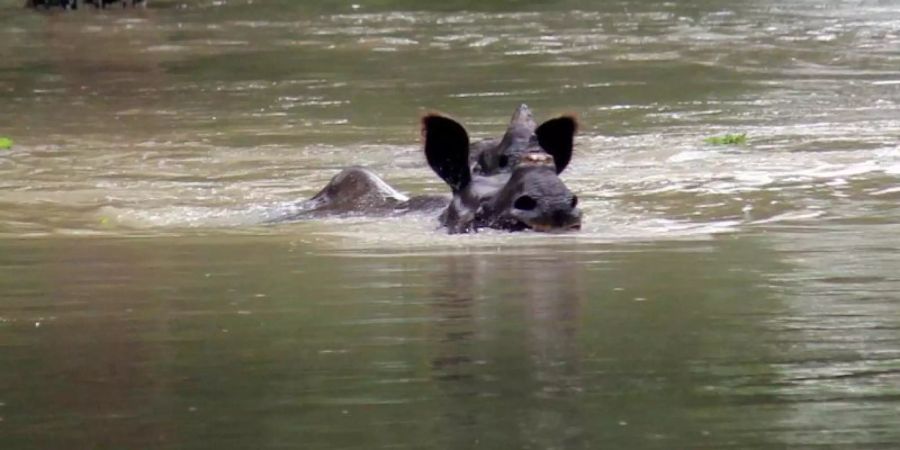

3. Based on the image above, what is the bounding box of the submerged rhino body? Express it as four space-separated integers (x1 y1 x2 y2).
276 166 448 221
281 105 581 233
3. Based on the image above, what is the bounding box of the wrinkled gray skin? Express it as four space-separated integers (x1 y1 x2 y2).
278 105 581 234
452 155 581 232
469 103 538 174
424 114 581 234
469 103 575 177
276 166 447 221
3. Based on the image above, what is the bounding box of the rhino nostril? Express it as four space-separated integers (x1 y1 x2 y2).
570 195 578 209
514 195 537 211
498 155 509 168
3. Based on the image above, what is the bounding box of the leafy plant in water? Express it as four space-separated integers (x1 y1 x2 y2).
704 133 747 145
0 137 12 150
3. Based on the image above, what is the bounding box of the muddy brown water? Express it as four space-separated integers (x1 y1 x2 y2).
1 0 899 448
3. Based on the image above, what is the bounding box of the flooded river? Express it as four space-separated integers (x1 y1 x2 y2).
1 0 899 448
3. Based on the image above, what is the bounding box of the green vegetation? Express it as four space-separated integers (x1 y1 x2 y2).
0 137 12 150
704 133 747 145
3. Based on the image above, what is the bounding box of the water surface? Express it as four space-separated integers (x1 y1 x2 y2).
1 0 899 448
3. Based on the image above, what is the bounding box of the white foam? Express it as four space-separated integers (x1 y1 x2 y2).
362 169 410 202
667 150 715 163
870 186 900 196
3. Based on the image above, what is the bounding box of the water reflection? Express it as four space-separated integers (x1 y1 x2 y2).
0 239 175 449
427 254 585 448
1 231 899 448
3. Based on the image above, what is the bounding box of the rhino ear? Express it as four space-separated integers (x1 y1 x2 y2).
536 116 577 174
423 114 471 192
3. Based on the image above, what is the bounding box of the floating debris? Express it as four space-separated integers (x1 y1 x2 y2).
704 133 747 145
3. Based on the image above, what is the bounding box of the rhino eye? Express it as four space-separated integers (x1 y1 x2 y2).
498 155 509 168
514 195 537 211
571 195 578 208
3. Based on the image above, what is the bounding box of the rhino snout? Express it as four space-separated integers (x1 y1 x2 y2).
509 193 581 232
